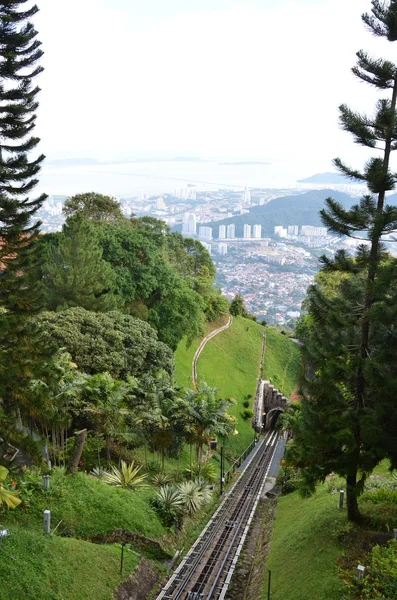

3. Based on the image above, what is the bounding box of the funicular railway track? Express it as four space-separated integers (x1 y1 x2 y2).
156 430 279 600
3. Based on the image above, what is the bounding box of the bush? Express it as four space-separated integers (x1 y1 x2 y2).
242 399 250 408
185 461 217 483
241 408 254 420
361 489 397 505
344 540 397 599
150 485 184 528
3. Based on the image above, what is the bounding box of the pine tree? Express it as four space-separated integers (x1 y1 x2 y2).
42 216 119 312
293 1 397 521
0 2 46 408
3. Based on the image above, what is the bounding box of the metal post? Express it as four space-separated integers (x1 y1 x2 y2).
43 475 50 492
220 446 224 496
120 530 126 576
44 510 51 534
267 569 271 599
339 489 345 509
357 565 365 579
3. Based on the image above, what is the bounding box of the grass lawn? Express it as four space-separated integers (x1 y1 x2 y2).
265 484 345 600
0 523 141 600
263 327 302 398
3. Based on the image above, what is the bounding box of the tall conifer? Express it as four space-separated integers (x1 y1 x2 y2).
0 2 46 406
290 1 397 521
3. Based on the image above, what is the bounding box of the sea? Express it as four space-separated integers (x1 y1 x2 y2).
37 159 313 197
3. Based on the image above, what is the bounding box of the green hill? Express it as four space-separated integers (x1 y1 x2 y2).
199 189 355 237
174 318 301 455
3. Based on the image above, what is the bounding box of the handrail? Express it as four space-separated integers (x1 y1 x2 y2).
223 437 258 484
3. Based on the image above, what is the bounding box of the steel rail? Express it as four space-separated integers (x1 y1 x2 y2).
158 433 271 600
156 430 279 600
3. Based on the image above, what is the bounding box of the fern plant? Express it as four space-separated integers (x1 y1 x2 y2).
103 460 148 490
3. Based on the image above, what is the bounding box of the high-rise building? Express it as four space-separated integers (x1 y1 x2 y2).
243 187 251 205
300 225 327 237
253 224 262 239
274 226 288 238
287 225 299 236
198 226 213 241
218 243 228 255
156 197 165 210
243 224 251 239
218 225 226 239
182 213 197 235
201 241 212 254
226 224 235 239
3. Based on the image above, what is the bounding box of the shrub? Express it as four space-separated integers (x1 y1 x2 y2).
177 481 204 515
241 408 254 420
242 400 250 409
344 540 397 599
90 466 109 480
361 489 397 505
185 461 217 483
150 485 184 528
103 460 148 491
151 473 173 487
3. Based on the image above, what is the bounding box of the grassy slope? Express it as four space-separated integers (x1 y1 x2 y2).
4 472 166 539
265 484 344 600
196 316 263 454
263 327 301 398
175 319 301 457
0 524 140 600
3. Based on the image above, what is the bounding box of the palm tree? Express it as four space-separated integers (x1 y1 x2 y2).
184 383 236 470
130 372 188 472
28 351 85 466
82 372 132 462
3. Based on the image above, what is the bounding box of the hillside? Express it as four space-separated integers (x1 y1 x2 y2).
174 319 301 455
199 189 356 237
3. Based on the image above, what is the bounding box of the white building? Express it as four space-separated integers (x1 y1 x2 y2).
156 197 165 210
243 224 251 239
227 224 235 239
218 243 228 255
300 225 328 237
274 226 288 238
243 187 251 205
253 224 262 239
201 241 212 254
198 226 213 241
287 225 299 236
218 225 226 239
182 213 197 235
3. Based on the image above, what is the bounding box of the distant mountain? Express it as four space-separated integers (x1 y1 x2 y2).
298 172 361 184
197 189 356 237
219 161 271 166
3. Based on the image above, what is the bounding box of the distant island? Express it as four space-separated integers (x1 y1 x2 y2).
219 161 271 166
298 172 365 184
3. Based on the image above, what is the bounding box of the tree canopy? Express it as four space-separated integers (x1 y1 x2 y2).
31 307 174 380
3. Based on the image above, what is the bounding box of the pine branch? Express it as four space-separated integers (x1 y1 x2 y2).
362 1 397 41
352 50 396 89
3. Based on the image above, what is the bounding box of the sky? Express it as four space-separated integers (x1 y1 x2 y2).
33 0 397 184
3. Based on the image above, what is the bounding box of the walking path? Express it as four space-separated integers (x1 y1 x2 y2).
192 315 233 391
